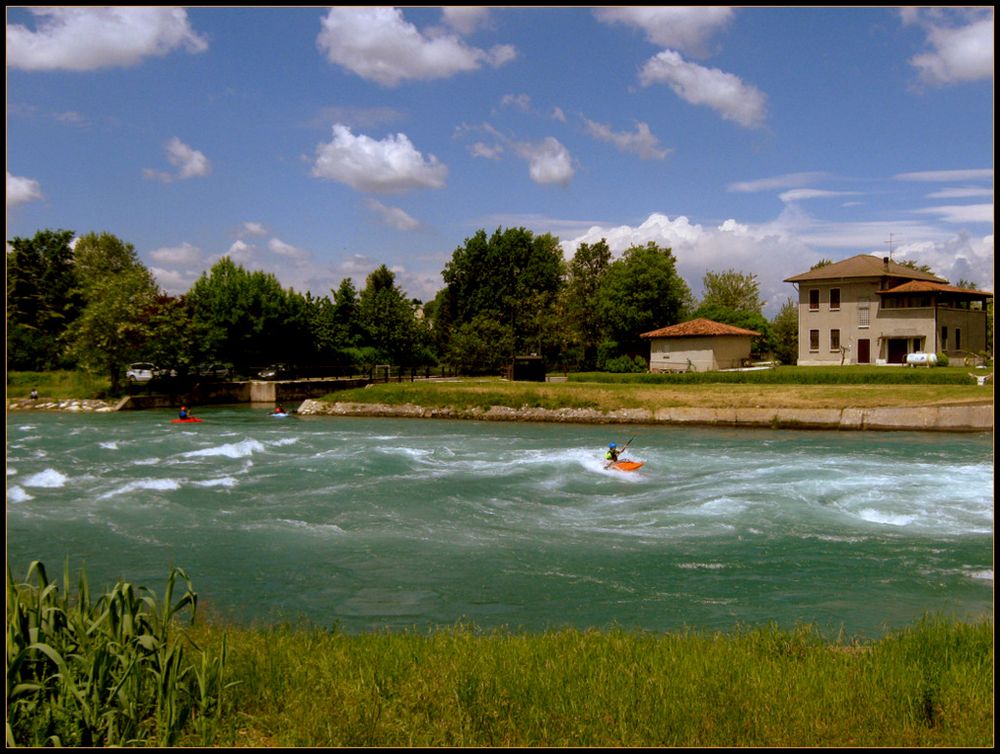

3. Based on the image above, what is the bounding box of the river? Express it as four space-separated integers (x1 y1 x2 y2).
6 407 993 638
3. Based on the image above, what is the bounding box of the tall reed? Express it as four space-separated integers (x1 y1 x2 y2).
5 561 232 747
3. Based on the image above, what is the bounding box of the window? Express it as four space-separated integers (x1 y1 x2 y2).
809 289 819 311
941 326 948 350
830 288 840 310
858 297 870 328
830 329 840 351
809 329 819 352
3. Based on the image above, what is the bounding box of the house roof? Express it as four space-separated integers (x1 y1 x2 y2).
641 318 761 339
783 253 947 284
878 280 994 297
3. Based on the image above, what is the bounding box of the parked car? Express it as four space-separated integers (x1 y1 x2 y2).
125 362 157 383
194 363 232 379
257 363 295 380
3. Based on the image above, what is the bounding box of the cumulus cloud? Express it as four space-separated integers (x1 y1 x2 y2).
268 237 311 262
441 7 493 36
594 7 733 57
366 199 421 231
311 124 448 194
902 8 993 86
513 137 575 186
6 171 43 206
583 118 670 160
143 137 211 183
149 242 202 266
6 7 207 71
640 50 767 128
316 6 515 87
242 221 267 236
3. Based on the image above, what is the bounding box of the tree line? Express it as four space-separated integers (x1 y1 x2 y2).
7 227 799 390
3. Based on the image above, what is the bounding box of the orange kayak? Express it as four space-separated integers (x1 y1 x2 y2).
611 460 644 472
171 417 203 424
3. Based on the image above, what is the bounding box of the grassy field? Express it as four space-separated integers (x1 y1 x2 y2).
323 371 992 412
6 369 112 400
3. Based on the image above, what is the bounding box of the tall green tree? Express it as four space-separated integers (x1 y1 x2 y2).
358 264 427 365
6 229 81 370
564 239 612 369
699 268 764 314
770 298 799 365
595 241 693 356
439 226 565 369
63 232 160 390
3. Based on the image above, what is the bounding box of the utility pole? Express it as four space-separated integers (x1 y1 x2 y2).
884 233 900 260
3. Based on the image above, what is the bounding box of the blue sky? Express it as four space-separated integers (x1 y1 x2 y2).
6 6 993 316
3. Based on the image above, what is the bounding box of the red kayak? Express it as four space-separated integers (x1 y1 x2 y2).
171 417 203 424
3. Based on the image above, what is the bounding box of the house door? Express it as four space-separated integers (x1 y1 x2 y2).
857 339 870 364
887 339 909 364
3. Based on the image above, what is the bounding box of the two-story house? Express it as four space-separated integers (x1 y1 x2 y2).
784 253 992 366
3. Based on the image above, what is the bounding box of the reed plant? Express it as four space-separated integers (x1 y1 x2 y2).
5 561 233 747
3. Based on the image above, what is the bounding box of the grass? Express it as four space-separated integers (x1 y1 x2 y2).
6 370 111 401
322 372 991 413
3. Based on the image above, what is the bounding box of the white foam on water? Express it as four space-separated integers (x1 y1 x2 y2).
678 562 727 570
133 457 161 466
965 569 993 581
183 439 265 459
857 508 915 527
7 485 32 503
22 468 68 488
193 477 238 488
98 478 181 499
99 441 119 450
7 466 16 476
269 437 299 447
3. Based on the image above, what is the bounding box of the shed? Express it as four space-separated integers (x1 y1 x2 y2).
509 354 546 382
640 318 761 373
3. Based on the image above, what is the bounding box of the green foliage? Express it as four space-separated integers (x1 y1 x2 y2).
6 229 81 370
770 298 799 365
358 265 429 366
935 352 949 367
595 241 693 355
563 239 612 369
6 561 232 747
699 268 764 314
445 315 515 375
5 370 110 400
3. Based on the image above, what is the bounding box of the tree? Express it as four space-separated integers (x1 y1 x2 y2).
699 268 763 314
358 264 427 366
6 229 81 370
445 314 514 375
439 227 565 367
63 233 160 391
770 298 799 365
595 241 693 356
692 302 773 360
564 239 612 369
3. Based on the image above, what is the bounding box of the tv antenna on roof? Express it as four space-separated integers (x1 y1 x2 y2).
884 233 901 260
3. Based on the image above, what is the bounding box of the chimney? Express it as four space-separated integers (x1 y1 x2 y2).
883 256 889 269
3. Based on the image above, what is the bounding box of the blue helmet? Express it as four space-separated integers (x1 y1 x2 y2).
609 442 616 449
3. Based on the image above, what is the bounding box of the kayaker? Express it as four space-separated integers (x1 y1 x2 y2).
179 405 189 419
605 442 621 463
271 405 285 415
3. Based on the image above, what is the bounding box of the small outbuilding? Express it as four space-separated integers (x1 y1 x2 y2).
509 354 546 381
641 318 761 373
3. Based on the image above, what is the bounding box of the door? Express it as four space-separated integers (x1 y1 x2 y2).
857 338 870 364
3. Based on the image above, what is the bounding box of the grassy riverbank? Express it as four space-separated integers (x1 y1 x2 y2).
323 371 991 413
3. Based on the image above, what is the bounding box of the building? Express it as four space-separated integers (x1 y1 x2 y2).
783 254 992 366
641 318 761 373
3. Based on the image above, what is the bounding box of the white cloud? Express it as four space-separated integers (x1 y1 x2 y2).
316 7 515 87
6 171 43 206
594 7 733 57
926 187 993 199
268 237 310 262
441 7 493 36
514 137 575 186
779 189 860 203
6 7 207 71
728 172 831 193
903 9 993 85
143 137 211 183
311 124 448 194
470 142 504 160
242 221 267 236
149 242 202 266
500 93 532 112
640 50 767 128
913 203 994 224
894 168 993 182
366 199 421 231
583 118 671 160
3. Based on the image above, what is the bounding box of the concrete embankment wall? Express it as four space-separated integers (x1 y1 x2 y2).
116 378 370 409
296 400 993 432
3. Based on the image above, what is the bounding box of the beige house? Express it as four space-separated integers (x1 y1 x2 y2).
784 254 993 366
641 318 761 373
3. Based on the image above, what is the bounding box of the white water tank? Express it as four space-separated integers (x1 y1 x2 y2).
906 352 937 367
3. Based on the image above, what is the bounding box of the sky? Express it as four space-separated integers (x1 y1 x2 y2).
6 6 994 317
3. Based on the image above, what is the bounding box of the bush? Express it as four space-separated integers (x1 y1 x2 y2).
935 352 950 367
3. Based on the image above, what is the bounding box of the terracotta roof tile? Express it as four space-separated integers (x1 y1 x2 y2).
783 253 947 283
641 318 761 339
879 280 993 297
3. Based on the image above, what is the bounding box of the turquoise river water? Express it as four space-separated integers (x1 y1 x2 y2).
6 407 993 638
